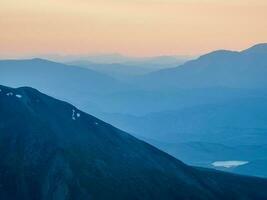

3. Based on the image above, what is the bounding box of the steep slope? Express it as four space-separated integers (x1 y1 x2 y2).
137 43 267 89
1 85 267 200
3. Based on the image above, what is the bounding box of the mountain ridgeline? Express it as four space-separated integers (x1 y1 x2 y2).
0 85 267 199
135 43 267 89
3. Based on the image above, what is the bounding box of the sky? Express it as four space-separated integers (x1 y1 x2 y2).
1 0 267 57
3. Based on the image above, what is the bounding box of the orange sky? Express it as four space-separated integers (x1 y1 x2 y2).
0 0 267 57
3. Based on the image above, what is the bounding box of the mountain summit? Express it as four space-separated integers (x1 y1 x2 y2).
137 43 267 89
242 43 267 54
0 85 267 200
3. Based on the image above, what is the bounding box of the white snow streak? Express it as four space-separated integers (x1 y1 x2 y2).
72 109 81 120
212 161 249 168
15 94 22 98
72 109 76 120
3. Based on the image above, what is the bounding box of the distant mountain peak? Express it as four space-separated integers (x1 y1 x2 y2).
194 43 267 61
29 57 60 63
31 57 47 61
198 49 238 60
242 43 267 54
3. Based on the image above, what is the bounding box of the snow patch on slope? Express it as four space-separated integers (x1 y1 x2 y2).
16 94 22 98
212 161 249 168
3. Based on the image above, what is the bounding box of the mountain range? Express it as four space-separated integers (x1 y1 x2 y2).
65 55 190 80
1 43 267 178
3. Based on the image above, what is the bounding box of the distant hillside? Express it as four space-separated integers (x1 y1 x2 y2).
0 58 130 114
1 85 267 199
136 43 267 89
66 55 190 79
0 58 125 93
66 61 154 79
100 97 267 144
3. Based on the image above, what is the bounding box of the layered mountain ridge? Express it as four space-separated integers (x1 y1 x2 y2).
136 43 267 89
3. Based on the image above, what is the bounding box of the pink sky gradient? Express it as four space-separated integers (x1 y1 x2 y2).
1 0 267 57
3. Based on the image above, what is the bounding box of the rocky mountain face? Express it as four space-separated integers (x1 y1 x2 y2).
0 85 267 200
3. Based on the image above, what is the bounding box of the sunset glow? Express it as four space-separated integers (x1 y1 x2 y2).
1 0 267 57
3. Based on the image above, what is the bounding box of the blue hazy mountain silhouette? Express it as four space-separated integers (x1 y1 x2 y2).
66 60 154 80
136 43 267 89
66 55 189 79
0 58 125 93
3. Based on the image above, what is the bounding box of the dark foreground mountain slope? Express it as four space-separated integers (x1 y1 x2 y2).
0 85 267 200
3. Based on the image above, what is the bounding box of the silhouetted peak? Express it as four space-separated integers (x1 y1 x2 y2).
198 50 238 61
242 43 267 54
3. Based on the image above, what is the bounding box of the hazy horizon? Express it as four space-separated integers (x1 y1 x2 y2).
0 52 194 61
0 42 266 62
1 0 267 57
